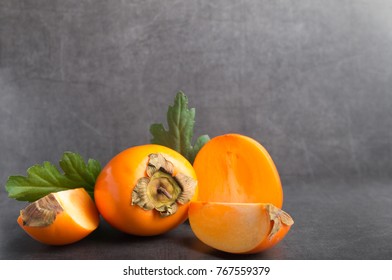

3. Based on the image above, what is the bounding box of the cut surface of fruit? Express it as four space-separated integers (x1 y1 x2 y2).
17 188 100 245
188 201 293 254
190 134 293 253
193 134 283 208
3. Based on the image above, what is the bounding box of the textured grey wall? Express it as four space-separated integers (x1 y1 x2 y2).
1 0 392 187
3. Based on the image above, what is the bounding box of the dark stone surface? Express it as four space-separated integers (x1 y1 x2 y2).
1 177 391 260
1 1 392 259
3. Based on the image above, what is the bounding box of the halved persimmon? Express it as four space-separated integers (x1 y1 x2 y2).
190 134 293 253
94 144 197 236
193 133 283 207
17 188 100 245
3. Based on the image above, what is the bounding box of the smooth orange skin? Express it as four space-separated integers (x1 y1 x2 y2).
247 222 291 254
193 134 283 208
189 202 292 254
17 188 100 246
94 144 198 236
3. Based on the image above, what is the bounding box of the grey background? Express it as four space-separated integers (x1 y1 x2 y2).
1 0 391 259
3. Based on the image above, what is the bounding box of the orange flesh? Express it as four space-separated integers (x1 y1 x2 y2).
193 134 283 208
190 134 292 253
17 188 100 245
189 202 292 254
189 202 268 253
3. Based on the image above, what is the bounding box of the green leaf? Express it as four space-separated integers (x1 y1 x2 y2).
5 152 101 202
150 91 210 164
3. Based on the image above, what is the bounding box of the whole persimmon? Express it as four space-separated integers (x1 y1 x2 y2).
94 144 197 236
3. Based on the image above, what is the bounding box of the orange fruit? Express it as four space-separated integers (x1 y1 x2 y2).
193 134 283 207
189 202 293 254
94 144 197 236
190 134 293 253
17 188 100 245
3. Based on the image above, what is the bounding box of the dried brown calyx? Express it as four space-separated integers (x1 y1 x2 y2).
20 193 64 227
131 153 197 217
266 204 294 239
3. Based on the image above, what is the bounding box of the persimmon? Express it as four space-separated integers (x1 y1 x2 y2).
188 202 293 254
94 144 197 236
17 188 100 245
190 133 294 253
193 134 283 207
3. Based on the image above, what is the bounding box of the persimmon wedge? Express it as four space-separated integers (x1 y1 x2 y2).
17 188 100 245
190 134 293 253
189 202 293 254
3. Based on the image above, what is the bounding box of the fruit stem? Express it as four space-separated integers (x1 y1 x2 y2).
157 186 173 199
